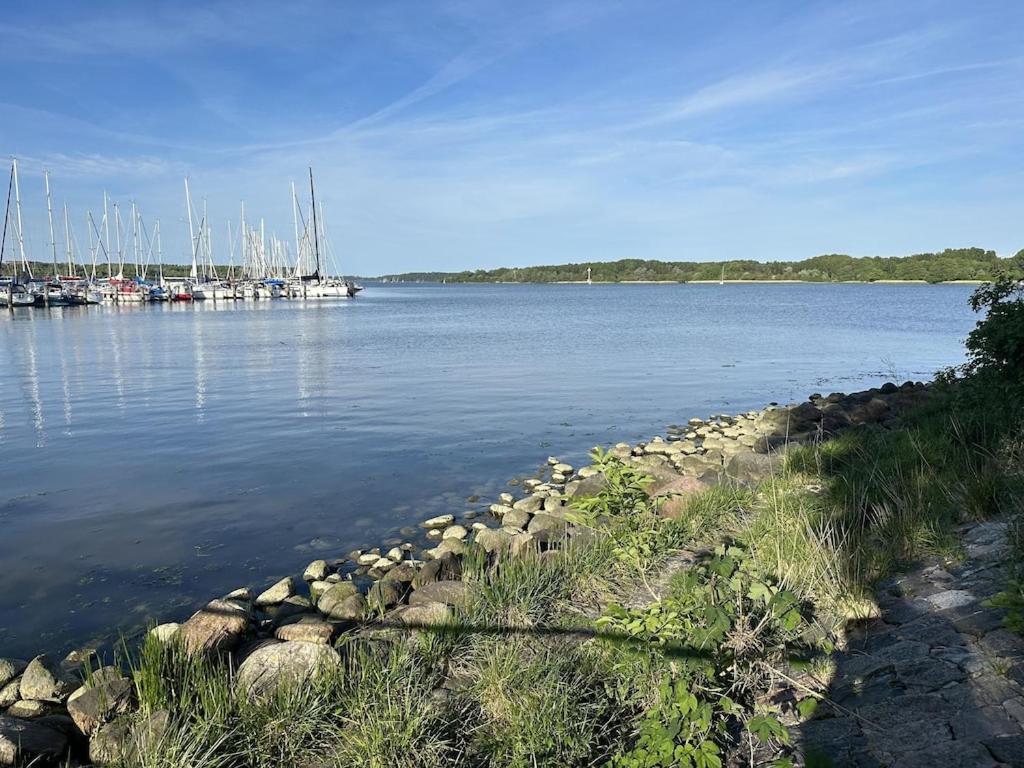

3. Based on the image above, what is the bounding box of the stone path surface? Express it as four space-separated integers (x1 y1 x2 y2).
798 520 1024 767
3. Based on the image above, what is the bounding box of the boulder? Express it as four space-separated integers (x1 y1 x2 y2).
368 580 405 610
649 475 712 519
235 641 340 699
409 580 474 608
502 509 531 529
302 560 329 582
66 670 134 736
255 577 295 607
412 553 461 588
399 602 452 627
382 562 417 585
0 661 26 691
309 580 332 603
512 495 544 513
725 451 779 485
316 583 362 620
421 514 455 529
179 599 250 655
88 717 132 765
5 700 50 719
509 532 538 557
148 623 180 643
442 524 468 541
131 709 170 759
431 538 466 558
526 513 568 540
275 616 337 645
0 679 21 708
474 527 512 553
0 715 67 766
19 656 75 703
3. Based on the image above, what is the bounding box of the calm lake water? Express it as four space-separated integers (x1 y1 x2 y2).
0 282 978 658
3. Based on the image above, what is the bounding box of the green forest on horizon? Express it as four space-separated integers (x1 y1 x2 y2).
379 247 1022 284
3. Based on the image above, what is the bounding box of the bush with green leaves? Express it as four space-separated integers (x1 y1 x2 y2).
600 544 815 767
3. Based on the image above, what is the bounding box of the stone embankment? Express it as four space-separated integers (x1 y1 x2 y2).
0 381 938 765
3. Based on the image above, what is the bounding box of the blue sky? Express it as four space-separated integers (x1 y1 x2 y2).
1 0 1022 274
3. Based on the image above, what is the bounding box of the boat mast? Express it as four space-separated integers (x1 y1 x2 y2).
0 163 12 276
103 192 112 278
309 167 321 282
291 181 301 277
156 220 164 284
63 201 74 277
86 212 98 282
239 201 246 279
113 203 124 279
12 159 29 278
184 178 197 281
131 200 140 280
45 170 58 279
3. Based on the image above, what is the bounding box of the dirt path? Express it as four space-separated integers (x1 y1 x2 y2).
798 520 1024 767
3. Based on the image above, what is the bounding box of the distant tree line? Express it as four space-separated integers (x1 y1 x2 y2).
381 248 1022 284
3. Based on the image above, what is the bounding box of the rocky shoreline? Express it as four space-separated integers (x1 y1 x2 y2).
0 380 935 766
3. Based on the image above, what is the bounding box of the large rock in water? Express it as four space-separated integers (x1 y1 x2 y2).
178 599 250 655
235 641 340 699
19 656 76 703
412 552 461 588
255 577 294 607
66 668 134 736
0 715 67 766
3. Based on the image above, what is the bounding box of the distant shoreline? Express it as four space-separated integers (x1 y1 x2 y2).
381 278 986 286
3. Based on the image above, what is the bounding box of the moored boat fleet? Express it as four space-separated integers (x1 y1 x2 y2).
0 162 362 308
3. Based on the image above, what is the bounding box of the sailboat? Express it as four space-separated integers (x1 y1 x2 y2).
719 265 725 286
0 161 35 307
288 168 357 298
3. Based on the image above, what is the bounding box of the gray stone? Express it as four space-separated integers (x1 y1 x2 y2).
368 580 405 610
474 527 512 553
66 670 134 735
987 735 1024 765
527 512 568 539
512 495 544 513
18 656 75 703
382 562 417 585
399 602 452 627
0 679 20 709
925 589 977 610
274 616 337 645
0 715 67 766
5 700 49 719
421 514 455 529
317 584 365 620
89 717 132 765
148 623 180 643
412 553 461 588
502 509 531 529
442 524 468 541
409 580 473 608
0 661 25 691
179 599 250 655
255 576 295 607
235 641 340 699
303 559 329 582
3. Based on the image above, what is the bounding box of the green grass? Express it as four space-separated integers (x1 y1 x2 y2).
105 384 1024 768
